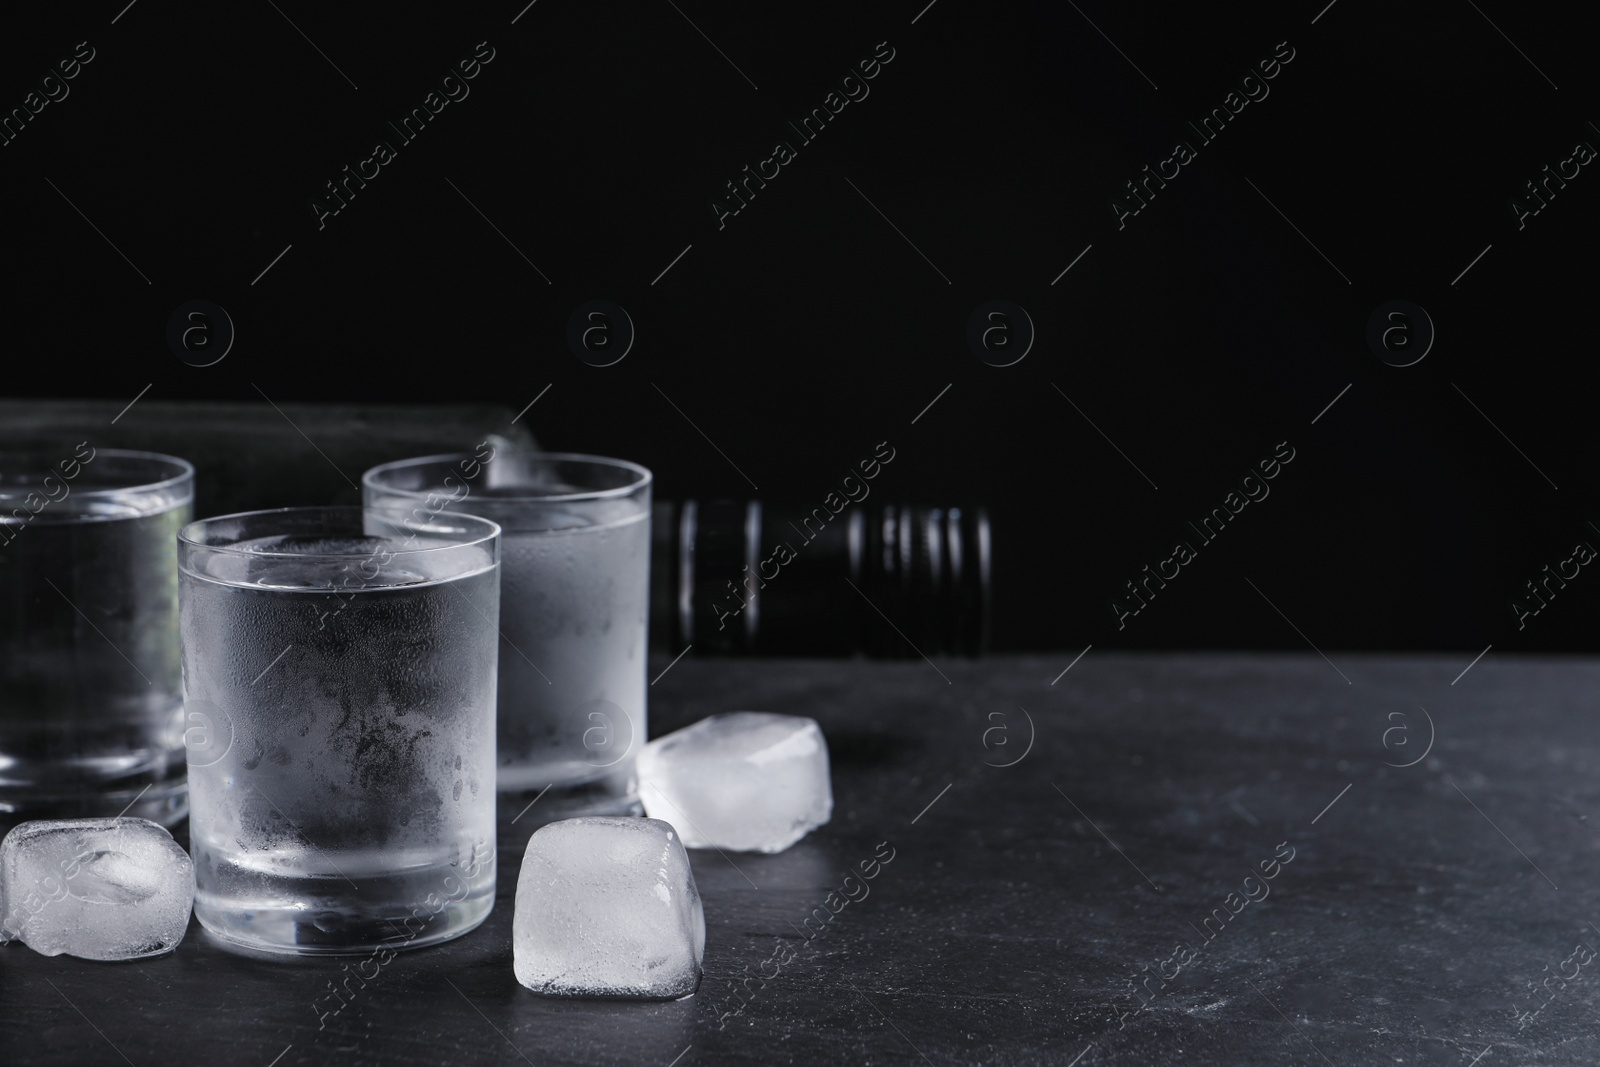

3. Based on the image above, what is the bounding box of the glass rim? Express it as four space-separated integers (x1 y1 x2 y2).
178 504 501 559
0 447 194 503
363 450 652 504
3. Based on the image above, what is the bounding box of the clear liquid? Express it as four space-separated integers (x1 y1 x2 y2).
0 500 190 821
181 550 498 953
496 512 649 797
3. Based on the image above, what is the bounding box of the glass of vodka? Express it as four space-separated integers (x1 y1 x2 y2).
179 506 500 954
0 447 193 828
363 451 651 828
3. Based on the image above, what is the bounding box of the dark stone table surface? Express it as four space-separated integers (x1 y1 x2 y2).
4 652 1599 1065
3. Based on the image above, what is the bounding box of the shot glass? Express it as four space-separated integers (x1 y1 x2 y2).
363 452 651 823
179 506 500 954
0 447 193 827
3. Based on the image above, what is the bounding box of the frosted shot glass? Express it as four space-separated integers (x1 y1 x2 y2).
0 447 193 827
179 506 500 954
363 452 651 824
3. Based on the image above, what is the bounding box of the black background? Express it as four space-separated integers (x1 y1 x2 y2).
2 0 1595 655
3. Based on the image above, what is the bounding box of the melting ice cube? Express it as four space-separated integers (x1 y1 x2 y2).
0 817 194 960
513 816 704 997
638 712 832 853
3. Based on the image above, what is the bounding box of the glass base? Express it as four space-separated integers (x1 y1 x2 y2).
194 866 495 956
0 770 187 836
497 778 643 850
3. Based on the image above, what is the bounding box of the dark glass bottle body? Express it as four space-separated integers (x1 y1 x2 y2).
650 500 989 658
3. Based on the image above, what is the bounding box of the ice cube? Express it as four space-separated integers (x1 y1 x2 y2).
638 712 832 853
513 816 704 998
0 817 194 960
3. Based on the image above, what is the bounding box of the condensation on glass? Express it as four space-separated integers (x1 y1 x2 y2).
0 447 193 827
179 506 500 954
364 451 651 828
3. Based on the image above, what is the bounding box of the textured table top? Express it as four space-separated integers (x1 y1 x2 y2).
4 652 1599 1065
